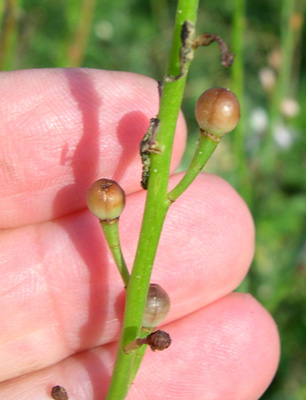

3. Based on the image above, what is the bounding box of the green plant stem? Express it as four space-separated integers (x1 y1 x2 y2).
100 220 130 287
261 0 297 175
105 1 199 399
128 329 150 385
59 0 96 67
101 220 147 385
167 132 218 202
231 0 252 207
0 0 20 70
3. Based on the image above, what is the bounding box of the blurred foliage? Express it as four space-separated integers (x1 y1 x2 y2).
1 0 306 399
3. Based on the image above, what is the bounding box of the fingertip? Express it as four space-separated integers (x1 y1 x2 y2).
0 69 187 227
132 293 280 400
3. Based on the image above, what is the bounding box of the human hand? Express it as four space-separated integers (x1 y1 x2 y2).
0 69 279 399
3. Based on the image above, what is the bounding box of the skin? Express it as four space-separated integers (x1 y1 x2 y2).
0 69 280 400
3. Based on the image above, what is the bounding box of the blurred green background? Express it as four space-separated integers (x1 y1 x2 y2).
1 0 305 399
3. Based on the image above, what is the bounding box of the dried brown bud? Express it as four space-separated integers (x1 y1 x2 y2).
86 178 126 221
146 329 171 351
142 283 170 328
124 330 171 353
195 88 240 137
192 33 234 67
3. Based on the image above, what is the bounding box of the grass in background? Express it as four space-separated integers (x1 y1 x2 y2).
1 0 305 398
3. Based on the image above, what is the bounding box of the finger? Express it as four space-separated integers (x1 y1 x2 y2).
0 172 254 381
0 69 186 228
131 293 280 400
0 293 280 400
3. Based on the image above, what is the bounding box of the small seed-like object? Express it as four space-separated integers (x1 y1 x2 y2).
145 329 171 351
51 385 68 400
142 283 170 328
124 329 171 353
195 87 240 137
86 178 126 221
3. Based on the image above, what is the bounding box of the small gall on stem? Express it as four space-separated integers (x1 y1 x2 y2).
86 178 126 222
140 117 161 189
142 283 170 329
165 20 195 82
195 87 240 138
51 386 69 400
140 81 163 189
124 330 171 354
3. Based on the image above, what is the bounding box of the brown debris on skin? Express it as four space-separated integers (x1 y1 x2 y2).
51 385 69 400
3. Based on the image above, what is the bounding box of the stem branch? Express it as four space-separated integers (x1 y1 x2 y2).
100 220 130 287
167 132 218 203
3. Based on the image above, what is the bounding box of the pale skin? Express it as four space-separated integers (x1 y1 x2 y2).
0 69 280 400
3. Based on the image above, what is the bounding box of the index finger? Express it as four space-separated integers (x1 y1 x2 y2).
0 69 186 228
